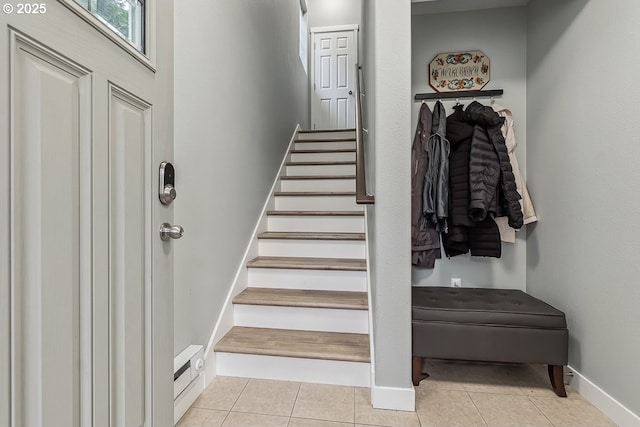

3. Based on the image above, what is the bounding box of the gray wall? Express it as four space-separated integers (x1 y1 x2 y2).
362 0 414 398
527 0 640 416
411 7 528 290
307 0 362 29
173 0 309 355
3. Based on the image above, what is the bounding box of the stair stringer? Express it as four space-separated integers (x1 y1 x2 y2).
364 206 377 397
201 125 300 387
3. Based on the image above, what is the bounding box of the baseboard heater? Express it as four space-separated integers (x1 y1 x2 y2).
173 345 204 422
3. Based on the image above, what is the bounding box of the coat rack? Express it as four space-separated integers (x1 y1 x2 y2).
414 89 503 101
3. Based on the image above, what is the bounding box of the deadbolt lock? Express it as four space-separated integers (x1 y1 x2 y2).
159 162 176 205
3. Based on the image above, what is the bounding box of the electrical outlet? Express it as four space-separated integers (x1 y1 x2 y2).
451 278 462 288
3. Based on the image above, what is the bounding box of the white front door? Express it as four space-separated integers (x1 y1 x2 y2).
0 2 174 426
311 28 358 129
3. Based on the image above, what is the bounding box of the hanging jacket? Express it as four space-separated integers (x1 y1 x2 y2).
492 103 538 242
442 105 501 259
411 103 441 268
422 101 450 232
466 101 523 229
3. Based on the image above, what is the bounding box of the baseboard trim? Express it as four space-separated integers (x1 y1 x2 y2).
371 384 415 412
568 365 640 427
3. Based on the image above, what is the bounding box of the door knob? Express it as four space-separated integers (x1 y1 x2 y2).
349 90 353 95
160 223 184 241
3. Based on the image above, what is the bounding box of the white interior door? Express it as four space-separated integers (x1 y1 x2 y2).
311 28 358 129
0 2 174 426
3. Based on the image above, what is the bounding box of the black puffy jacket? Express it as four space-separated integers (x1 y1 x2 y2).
442 105 501 258
466 102 523 229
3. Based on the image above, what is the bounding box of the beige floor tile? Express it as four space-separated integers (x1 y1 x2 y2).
193 376 249 411
415 363 466 391
461 363 538 395
289 418 352 427
469 392 552 427
422 360 538 394
416 389 486 427
520 383 581 399
177 408 228 427
221 412 289 427
292 383 355 423
530 397 618 427
354 387 420 427
232 379 301 416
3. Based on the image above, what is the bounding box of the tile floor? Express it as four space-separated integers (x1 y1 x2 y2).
177 360 618 427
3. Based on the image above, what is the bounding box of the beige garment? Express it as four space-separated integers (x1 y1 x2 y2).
492 103 537 243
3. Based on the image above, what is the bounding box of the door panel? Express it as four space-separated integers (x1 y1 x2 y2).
312 29 357 129
1 1 174 426
10 32 91 427
109 87 152 427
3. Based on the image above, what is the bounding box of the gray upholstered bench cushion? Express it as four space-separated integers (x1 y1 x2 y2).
412 287 567 329
412 286 570 396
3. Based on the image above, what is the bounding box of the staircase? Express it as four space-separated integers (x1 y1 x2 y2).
214 129 371 387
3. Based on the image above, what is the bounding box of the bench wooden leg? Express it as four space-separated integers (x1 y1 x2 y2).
548 365 567 397
412 356 429 386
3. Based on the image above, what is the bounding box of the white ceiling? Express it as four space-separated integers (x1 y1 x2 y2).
412 0 530 15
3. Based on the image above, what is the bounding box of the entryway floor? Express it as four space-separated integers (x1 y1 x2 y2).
177 360 617 426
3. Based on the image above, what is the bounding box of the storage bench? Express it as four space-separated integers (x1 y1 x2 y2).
412 287 569 397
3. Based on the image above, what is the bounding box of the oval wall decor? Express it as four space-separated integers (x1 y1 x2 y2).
429 51 490 92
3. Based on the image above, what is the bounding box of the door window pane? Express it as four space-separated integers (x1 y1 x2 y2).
75 0 144 53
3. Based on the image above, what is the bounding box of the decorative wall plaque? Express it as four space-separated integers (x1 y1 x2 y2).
429 51 490 92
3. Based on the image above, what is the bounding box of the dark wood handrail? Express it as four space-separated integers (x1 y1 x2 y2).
355 64 374 204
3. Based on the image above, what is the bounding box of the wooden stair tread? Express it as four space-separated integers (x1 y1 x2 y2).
286 161 355 166
215 326 370 363
281 175 356 180
267 210 364 216
291 149 356 154
295 138 356 143
298 129 356 133
247 256 366 271
233 288 368 310
258 231 364 241
274 191 356 197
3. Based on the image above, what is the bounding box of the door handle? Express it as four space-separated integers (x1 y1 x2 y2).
349 90 353 95
160 223 184 241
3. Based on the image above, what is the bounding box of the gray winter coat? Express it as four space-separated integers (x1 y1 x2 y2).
422 101 450 232
411 103 441 268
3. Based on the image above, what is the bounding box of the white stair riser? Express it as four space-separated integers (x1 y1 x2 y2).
294 141 356 151
216 353 370 387
291 152 355 162
275 195 361 211
297 131 355 140
233 305 368 334
259 239 365 258
267 216 364 233
248 268 367 292
286 164 356 176
281 178 355 192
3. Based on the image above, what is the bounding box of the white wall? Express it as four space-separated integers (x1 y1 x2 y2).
411 7 528 290
174 0 309 355
527 0 640 417
307 0 362 28
362 0 415 410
